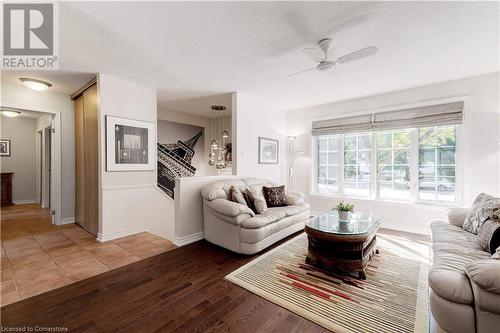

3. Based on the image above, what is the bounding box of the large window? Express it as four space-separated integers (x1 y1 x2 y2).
317 135 339 193
418 125 456 202
315 125 459 203
344 133 372 197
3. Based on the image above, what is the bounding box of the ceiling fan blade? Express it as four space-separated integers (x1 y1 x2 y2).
287 67 317 78
301 47 325 62
336 46 378 64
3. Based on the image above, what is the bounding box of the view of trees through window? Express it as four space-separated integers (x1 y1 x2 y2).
344 134 372 197
419 125 456 202
317 135 339 193
377 129 411 200
316 125 458 203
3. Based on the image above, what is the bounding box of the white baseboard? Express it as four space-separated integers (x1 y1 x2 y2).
13 199 37 205
59 217 75 225
97 226 146 242
173 231 204 247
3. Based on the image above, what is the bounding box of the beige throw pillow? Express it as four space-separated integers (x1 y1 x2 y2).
229 186 247 207
463 193 500 234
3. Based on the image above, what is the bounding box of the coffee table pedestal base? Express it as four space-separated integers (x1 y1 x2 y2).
305 234 378 280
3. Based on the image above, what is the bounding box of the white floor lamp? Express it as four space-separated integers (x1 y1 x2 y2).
287 136 304 192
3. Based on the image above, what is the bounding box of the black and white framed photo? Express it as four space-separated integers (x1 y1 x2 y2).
106 116 155 171
0 139 11 157
258 137 279 164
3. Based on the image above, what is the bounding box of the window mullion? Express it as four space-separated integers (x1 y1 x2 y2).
409 128 419 202
339 135 344 195
371 132 377 199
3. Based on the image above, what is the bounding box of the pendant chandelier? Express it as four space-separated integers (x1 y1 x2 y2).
208 105 229 169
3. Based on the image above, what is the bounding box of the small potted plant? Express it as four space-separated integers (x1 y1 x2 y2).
333 200 354 221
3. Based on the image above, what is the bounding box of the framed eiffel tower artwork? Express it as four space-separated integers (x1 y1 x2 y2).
157 121 203 199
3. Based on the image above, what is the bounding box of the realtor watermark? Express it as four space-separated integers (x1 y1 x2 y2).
1 1 59 69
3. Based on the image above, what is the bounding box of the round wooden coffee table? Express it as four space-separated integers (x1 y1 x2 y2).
304 211 380 280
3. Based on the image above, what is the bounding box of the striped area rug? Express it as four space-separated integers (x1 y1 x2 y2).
225 233 429 333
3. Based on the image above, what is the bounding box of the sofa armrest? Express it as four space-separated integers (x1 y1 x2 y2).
288 191 305 199
447 207 470 227
466 260 500 315
205 199 255 218
465 260 500 295
285 193 305 205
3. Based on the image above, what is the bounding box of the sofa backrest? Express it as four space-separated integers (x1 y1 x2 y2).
201 178 276 201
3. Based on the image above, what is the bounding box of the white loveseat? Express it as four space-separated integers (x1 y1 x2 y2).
201 178 310 254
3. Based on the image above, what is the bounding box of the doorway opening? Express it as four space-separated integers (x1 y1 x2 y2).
1 107 59 224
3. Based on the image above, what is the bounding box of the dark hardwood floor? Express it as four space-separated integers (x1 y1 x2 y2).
0 229 429 332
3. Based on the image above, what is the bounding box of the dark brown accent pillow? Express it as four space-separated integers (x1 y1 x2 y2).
243 188 258 214
263 185 286 207
478 220 500 254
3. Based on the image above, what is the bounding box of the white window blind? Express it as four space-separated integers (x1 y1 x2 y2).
312 101 464 136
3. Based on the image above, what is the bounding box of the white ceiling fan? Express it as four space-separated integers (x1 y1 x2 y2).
288 38 378 78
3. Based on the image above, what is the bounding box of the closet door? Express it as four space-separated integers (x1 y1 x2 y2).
82 84 99 235
75 95 85 228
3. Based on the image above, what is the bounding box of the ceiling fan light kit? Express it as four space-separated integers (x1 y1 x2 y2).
288 38 378 78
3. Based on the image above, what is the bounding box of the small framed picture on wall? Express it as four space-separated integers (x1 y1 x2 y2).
106 116 155 171
258 137 279 164
0 139 11 157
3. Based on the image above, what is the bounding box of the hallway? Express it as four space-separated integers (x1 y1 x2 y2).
1 204 175 306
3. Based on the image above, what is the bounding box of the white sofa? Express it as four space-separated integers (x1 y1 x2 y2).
201 178 310 254
429 208 500 333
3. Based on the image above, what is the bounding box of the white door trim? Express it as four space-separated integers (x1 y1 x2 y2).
1 106 62 225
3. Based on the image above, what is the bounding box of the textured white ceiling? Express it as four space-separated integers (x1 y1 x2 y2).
161 93 233 118
12 2 500 112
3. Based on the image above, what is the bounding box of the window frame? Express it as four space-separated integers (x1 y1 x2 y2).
312 125 463 205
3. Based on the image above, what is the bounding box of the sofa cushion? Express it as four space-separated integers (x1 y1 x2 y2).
240 210 310 243
272 203 310 217
241 209 286 228
477 220 500 254
463 193 500 234
431 219 483 250
430 220 492 305
263 185 286 207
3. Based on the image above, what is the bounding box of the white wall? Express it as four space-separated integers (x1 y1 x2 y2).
1 83 75 220
0 116 37 203
287 73 500 235
235 92 288 184
97 73 165 241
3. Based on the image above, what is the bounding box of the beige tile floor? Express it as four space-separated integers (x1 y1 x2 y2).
1 204 175 307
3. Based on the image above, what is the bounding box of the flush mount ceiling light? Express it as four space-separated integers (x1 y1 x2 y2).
1 109 22 117
19 78 52 91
